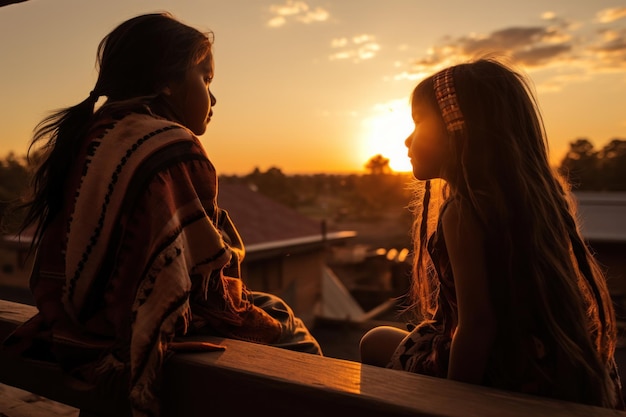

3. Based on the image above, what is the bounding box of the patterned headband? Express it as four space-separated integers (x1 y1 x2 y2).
433 67 466 136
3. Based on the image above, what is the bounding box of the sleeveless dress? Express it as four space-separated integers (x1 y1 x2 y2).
387 202 454 378
387 200 625 409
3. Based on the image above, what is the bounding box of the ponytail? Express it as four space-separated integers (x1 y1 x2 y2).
19 12 213 249
20 92 99 247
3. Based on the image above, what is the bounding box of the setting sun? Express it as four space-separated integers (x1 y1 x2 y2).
1 1 624 175
360 100 414 172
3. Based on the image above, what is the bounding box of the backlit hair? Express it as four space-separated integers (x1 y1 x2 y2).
408 57 617 407
20 12 213 247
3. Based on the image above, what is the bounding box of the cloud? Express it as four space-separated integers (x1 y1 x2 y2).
331 37 348 48
398 14 626 90
329 34 380 62
298 7 329 24
595 7 626 23
513 44 572 66
267 0 330 28
352 34 374 44
594 29 626 53
454 26 573 64
398 24 575 78
534 71 592 93
588 28 626 71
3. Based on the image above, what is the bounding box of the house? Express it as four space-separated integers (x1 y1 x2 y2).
217 182 356 326
574 191 626 317
0 182 356 328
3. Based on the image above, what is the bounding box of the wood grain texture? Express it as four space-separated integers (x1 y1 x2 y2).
1 300 625 417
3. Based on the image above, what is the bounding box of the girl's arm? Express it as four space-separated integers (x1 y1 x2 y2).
443 199 496 384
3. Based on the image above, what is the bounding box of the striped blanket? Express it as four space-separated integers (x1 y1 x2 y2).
6 109 288 416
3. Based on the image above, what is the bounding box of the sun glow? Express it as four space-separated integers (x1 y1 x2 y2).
360 100 414 172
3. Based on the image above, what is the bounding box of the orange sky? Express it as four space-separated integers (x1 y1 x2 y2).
1 0 625 174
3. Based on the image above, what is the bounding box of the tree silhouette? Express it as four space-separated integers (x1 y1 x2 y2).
597 139 626 191
0 153 31 232
558 139 599 190
239 166 299 208
365 154 391 175
558 138 626 191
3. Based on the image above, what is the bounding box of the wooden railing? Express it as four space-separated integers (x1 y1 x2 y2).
1 299 624 417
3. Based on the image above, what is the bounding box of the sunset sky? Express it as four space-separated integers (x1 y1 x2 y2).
1 0 625 174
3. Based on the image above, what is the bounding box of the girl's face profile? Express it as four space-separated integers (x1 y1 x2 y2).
166 52 216 135
405 98 450 181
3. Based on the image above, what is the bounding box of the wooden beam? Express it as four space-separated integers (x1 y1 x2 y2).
1 299 624 417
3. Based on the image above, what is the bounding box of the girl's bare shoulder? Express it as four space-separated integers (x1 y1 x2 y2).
441 196 484 244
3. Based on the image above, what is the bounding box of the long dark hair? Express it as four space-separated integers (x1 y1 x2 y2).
20 12 213 246
409 57 617 407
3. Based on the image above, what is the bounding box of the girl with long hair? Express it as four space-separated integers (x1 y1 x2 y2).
360 57 623 409
3 12 321 417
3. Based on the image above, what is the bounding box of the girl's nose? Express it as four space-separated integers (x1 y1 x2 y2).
404 135 412 148
210 92 217 106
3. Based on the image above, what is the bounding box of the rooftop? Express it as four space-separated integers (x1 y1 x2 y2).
574 191 626 243
217 182 326 246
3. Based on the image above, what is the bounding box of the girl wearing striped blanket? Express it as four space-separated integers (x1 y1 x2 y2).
4 12 321 417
